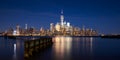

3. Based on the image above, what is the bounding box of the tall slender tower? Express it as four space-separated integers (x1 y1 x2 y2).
50 23 54 32
16 24 20 35
25 24 28 30
60 10 64 26
82 25 85 31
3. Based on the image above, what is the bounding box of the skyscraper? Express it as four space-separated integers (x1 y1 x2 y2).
50 23 54 32
60 10 64 27
25 24 28 30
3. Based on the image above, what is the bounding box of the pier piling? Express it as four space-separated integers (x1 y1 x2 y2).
24 37 53 58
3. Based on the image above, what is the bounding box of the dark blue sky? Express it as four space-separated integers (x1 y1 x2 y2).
0 0 120 34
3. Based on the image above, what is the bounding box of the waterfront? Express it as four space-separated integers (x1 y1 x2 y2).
0 36 120 60
2 10 97 37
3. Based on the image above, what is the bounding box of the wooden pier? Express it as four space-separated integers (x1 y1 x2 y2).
24 37 53 58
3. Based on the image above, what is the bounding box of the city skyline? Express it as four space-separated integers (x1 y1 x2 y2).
0 0 120 34
5 10 97 37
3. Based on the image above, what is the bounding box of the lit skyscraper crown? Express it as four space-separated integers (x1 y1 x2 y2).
60 9 64 26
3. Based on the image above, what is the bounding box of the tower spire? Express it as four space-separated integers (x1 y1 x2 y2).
60 9 64 26
61 9 63 14
25 24 28 29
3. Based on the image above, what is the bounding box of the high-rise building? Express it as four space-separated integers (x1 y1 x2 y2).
50 10 98 36
60 10 64 27
16 25 20 35
25 24 28 30
67 22 70 27
50 23 54 32
55 23 61 32
13 25 20 35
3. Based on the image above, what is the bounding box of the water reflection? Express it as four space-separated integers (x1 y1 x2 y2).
53 36 94 60
13 44 16 60
80 37 93 56
15 40 24 60
1 37 120 60
53 36 72 60
90 37 93 53
0 37 24 60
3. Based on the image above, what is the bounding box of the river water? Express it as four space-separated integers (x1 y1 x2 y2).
0 36 120 60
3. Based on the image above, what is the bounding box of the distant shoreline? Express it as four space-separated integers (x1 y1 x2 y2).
0 35 100 38
1 35 120 39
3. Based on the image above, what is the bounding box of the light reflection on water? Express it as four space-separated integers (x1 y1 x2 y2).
53 36 72 60
13 44 16 60
52 36 94 60
0 38 24 60
0 37 120 60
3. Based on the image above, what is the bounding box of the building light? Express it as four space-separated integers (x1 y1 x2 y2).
67 22 70 27
13 30 17 35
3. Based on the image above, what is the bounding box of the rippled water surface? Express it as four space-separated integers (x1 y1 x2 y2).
0 36 120 60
